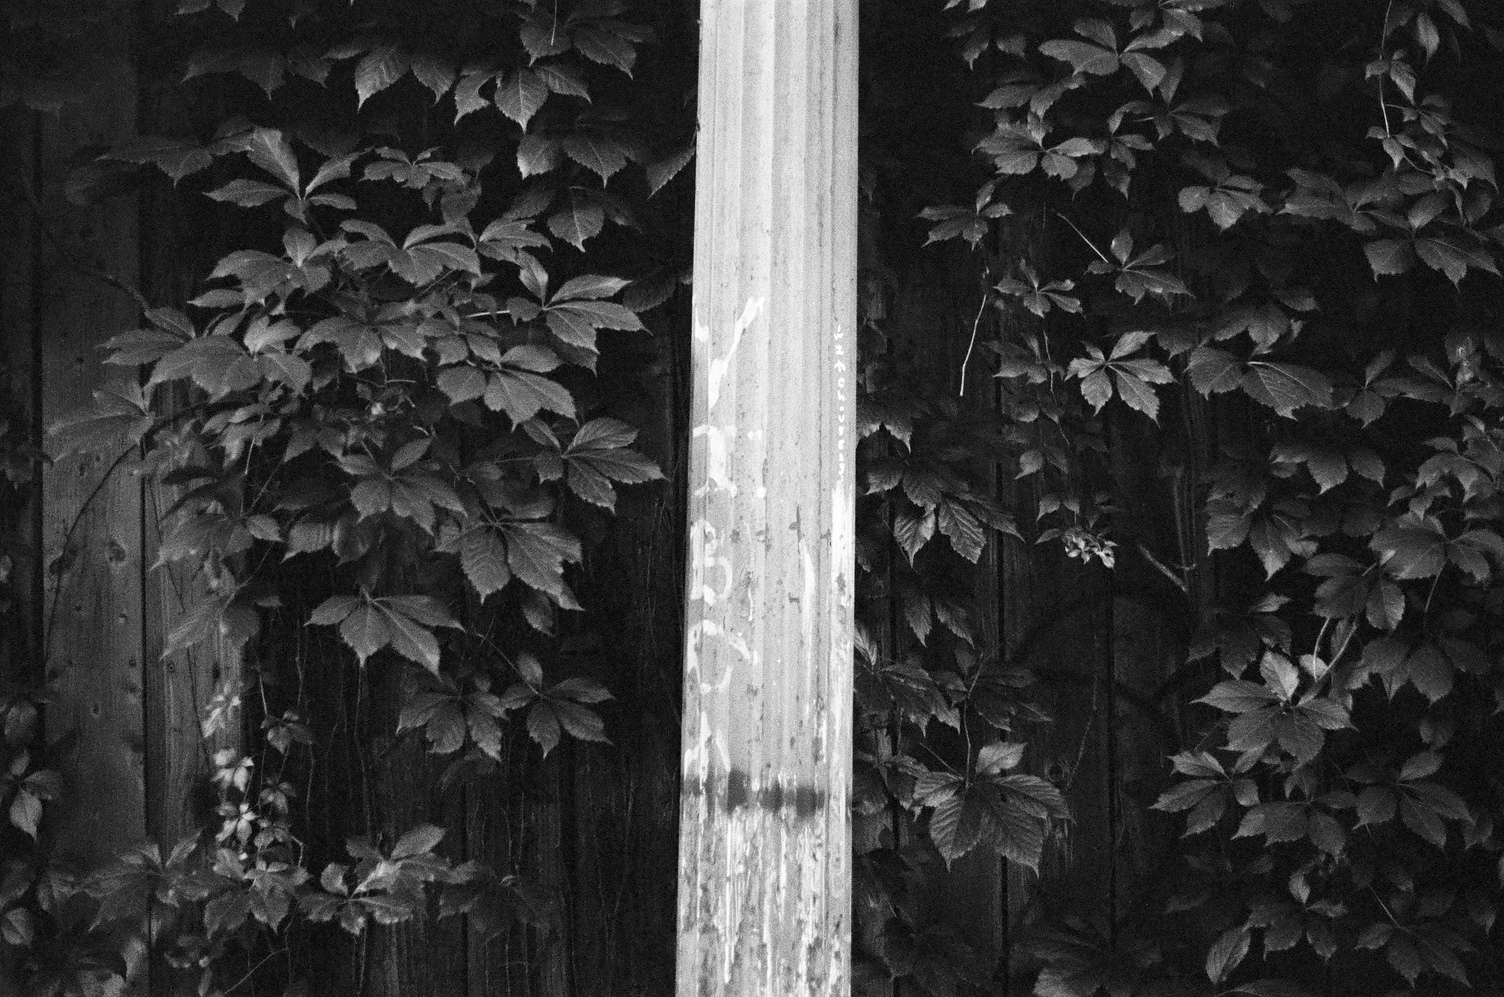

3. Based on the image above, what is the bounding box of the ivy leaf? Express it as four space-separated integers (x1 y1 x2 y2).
1371 516 1447 579
437 365 487 404
228 127 301 190
936 499 986 562
47 381 153 459
302 316 384 372
484 368 576 424
453 71 495 122
409 51 457 99
339 603 393 665
1364 238 1417 277
562 418 663 510
645 143 695 196
562 134 630 183
928 792 983 865
207 178 288 207
9 790 41 838
502 521 582 600
391 824 446 860
1067 336 1174 419
554 275 629 300
1038 39 1119 76
459 528 511 599
1186 345 1243 394
309 595 360 626
517 133 561 177
894 507 937 563
355 46 409 108
526 702 563 756
535 61 590 98
495 69 549 129
572 21 642 74
1414 236 1499 285
1240 362 1333 417
1206 925 1251 985
547 191 606 250
543 287 643 351
378 601 444 673
107 135 214 182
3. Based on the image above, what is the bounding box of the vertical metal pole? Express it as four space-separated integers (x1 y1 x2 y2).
676 1 858 994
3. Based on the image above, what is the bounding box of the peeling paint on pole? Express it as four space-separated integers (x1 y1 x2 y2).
675 1 857 995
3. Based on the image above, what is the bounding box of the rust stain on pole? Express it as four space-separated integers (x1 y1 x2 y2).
676 1 858 995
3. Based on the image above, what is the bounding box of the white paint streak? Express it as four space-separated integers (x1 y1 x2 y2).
689 518 734 606
707 296 765 411
691 424 738 498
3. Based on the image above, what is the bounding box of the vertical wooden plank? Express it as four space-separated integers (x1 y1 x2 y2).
1105 416 1193 919
994 212 1116 983
881 239 1008 991
354 656 469 997
0 113 44 686
35 21 148 862
135 1 241 846
1001 538 1114 982
676 1 859 993
567 325 685 997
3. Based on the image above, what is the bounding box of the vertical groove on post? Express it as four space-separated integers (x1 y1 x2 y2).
676 1 858 995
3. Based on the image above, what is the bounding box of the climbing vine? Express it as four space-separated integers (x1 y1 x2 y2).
844 0 1504 994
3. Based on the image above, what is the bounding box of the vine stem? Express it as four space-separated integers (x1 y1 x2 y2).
41 445 138 661
1379 1 1395 138
1054 210 1113 266
958 288 989 398
220 947 285 994
8 167 152 312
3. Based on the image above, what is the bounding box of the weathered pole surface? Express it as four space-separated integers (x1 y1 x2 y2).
676 2 858 995
36 26 149 862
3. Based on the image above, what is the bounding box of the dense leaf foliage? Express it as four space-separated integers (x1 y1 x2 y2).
4 0 684 993
846 0 1504 994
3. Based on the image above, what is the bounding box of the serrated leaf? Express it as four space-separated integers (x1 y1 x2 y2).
1364 238 1417 277
535 61 590 98
645 143 694 195
339 604 392 665
207 178 288 206
562 133 629 183
229 127 300 190
484 369 576 423
391 823 445 859
547 194 606 250
526 701 562 755
551 699 609 743
437 365 488 404
517 133 561 177
1186 345 1242 394
554 274 629 301
356 46 409 108
1038 39 1119 75
1241 362 1333 417
380 604 441 672
936 500 985 562
893 507 936 563
502 521 581 597
495 69 549 128
1206 925 1251 984
459 528 511 599
9 791 40 838
409 51 457 99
